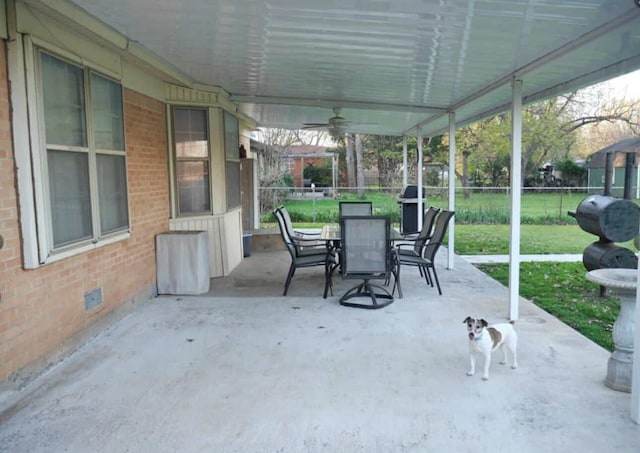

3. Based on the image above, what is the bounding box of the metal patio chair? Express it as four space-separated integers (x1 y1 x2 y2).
396 206 441 281
274 207 334 296
277 205 322 240
339 215 398 309
394 209 455 295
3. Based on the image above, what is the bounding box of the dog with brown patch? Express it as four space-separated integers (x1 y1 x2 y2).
463 316 518 380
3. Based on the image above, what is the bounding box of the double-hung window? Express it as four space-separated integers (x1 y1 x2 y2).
173 108 211 215
39 50 129 252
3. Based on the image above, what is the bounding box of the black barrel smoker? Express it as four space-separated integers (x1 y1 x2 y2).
570 194 639 271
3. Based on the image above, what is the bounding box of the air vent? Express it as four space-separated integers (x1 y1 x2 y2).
84 288 103 311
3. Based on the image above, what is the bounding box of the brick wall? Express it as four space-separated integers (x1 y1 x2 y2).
0 40 170 384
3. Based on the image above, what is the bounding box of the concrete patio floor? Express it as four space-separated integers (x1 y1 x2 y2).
1 249 640 452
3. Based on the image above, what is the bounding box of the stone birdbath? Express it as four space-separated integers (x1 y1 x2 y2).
586 268 637 393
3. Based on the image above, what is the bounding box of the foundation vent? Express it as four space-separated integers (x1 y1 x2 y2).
84 288 103 311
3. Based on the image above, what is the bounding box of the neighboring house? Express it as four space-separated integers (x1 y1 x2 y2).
586 138 640 197
281 145 336 188
0 4 256 384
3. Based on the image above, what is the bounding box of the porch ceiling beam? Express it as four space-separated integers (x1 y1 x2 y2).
229 95 446 114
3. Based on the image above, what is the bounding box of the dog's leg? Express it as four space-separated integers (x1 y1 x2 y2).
500 344 508 365
510 344 518 370
482 352 491 380
467 352 476 376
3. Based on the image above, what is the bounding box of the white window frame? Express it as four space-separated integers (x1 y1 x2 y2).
25 43 130 265
169 106 213 217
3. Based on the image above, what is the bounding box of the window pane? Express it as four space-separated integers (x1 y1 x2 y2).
41 53 87 147
174 109 208 158
224 112 239 159
91 74 124 150
226 161 241 209
97 154 129 233
47 150 92 247
177 161 210 213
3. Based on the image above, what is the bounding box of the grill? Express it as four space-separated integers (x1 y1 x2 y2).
570 195 639 271
397 185 427 234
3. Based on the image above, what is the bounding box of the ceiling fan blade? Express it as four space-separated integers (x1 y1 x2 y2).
301 124 329 129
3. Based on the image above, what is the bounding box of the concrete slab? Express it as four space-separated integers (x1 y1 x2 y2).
1 251 639 452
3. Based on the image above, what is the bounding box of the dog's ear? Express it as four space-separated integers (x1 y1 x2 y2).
480 319 488 327
463 316 471 324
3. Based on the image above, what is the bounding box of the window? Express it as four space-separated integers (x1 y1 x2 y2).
224 111 241 209
173 108 211 214
40 51 128 250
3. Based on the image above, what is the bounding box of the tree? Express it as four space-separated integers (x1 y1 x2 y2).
451 89 640 188
253 128 328 213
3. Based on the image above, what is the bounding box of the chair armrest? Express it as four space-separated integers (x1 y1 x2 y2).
293 230 321 238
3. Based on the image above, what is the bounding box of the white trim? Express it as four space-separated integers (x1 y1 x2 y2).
7 26 39 268
27 35 122 81
24 35 51 263
43 232 131 265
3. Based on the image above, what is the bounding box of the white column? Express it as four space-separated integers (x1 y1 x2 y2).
447 112 456 269
508 79 523 321
402 135 408 188
417 127 423 231
632 258 640 423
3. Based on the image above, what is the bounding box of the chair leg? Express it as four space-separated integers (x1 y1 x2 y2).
392 260 402 299
283 263 296 296
430 266 442 295
421 265 432 286
324 259 338 298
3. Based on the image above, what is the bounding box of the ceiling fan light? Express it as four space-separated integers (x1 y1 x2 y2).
328 125 346 138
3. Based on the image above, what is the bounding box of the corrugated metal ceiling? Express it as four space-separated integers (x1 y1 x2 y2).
64 0 640 136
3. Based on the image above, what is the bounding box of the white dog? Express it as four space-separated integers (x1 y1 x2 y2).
463 316 518 380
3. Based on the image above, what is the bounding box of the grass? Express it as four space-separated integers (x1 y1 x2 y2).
454 224 636 255
274 190 589 225
477 262 618 351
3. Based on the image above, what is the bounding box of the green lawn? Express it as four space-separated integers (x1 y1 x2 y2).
274 190 590 224
478 262 618 351
454 224 636 255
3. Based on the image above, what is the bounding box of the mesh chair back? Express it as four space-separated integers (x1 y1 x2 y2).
340 216 390 279
277 206 298 238
339 201 373 217
422 210 455 260
274 208 296 257
412 206 441 254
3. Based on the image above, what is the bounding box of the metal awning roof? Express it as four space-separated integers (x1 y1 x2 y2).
65 0 640 136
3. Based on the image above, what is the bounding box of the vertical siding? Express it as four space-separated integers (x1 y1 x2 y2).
169 209 242 277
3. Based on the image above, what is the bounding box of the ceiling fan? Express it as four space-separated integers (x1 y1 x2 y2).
301 107 351 138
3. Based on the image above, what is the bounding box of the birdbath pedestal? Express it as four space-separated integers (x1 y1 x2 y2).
586 268 637 393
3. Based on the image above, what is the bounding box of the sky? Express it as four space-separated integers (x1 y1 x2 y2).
590 69 640 100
